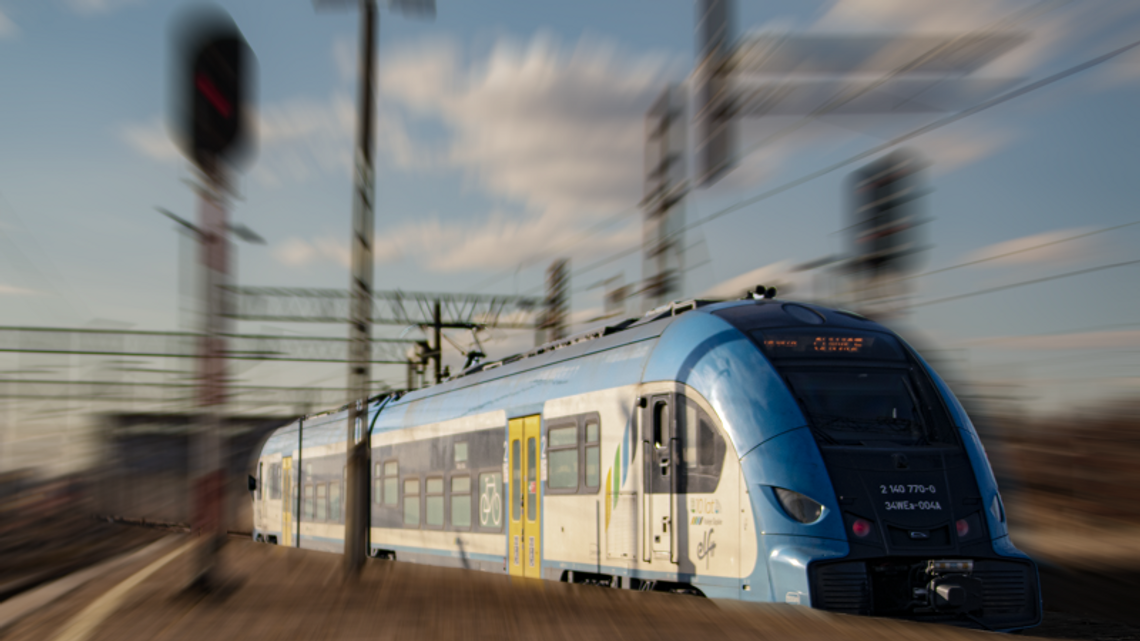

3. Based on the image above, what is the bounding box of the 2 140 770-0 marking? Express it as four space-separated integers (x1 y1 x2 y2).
880 484 937 494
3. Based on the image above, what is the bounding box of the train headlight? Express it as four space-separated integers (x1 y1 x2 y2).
774 488 823 524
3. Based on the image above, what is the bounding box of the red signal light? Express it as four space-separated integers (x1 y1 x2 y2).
852 518 872 538
195 72 232 118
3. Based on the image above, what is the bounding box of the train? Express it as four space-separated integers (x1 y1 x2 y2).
249 295 1042 631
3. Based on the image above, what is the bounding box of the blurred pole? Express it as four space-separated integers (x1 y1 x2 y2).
433 299 441 384
192 165 229 589
344 0 377 577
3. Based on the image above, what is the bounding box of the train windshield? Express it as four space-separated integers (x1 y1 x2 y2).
753 329 957 448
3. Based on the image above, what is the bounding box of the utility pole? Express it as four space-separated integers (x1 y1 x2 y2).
642 87 687 313
343 0 378 577
432 298 442 384
312 0 433 575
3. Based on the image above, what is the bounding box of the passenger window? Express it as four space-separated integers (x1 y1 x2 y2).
404 478 420 526
383 462 399 506
454 442 468 467
426 478 444 527
303 484 314 520
653 401 669 448
330 481 342 522
269 463 281 500
585 418 600 489
511 440 521 521
373 463 382 505
451 476 471 529
547 425 578 490
699 420 715 467
678 398 726 494
527 438 537 521
316 484 328 521
683 404 699 470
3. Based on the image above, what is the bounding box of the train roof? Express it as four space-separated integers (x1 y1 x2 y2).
384 297 894 409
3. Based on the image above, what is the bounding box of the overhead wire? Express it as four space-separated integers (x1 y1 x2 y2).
905 220 1140 281
544 35 1140 293
484 2 1068 299
486 2 1068 299
911 257 1140 307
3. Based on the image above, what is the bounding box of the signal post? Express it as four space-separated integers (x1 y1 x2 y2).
169 8 255 589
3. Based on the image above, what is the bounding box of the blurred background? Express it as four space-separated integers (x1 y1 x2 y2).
0 0 1138 630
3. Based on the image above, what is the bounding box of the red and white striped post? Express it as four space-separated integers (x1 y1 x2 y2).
191 173 230 588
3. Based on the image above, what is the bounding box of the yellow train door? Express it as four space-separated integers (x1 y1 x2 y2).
282 456 294 547
508 415 542 578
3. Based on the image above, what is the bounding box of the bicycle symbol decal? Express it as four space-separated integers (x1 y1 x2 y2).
480 474 502 527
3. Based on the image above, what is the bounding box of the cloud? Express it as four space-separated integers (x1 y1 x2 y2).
815 0 1013 34
962 228 1100 268
967 329 1140 351
66 0 145 15
275 209 640 273
382 34 676 217
0 9 17 39
272 236 350 269
910 125 1014 175
0 283 39 296
119 118 181 162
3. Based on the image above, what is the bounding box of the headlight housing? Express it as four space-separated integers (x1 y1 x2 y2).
774 487 824 524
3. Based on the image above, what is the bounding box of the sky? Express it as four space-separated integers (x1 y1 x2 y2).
0 0 1139 433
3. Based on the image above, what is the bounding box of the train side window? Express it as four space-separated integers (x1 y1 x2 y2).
426 477 444 527
383 461 399 506
699 419 716 467
678 397 726 494
316 484 328 521
526 437 537 521
454 442 468 469
547 424 578 491
330 481 342 522
404 478 420 526
653 401 669 449
584 417 600 490
451 476 471 529
269 463 281 500
683 404 699 471
373 463 382 505
511 440 521 521
303 484 314 520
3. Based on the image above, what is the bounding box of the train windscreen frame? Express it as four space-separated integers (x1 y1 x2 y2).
752 328 958 448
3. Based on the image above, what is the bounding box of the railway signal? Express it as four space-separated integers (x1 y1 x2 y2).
167 6 257 591
171 8 256 173
848 149 928 276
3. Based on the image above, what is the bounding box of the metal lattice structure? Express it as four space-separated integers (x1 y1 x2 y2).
223 286 543 329
0 326 414 363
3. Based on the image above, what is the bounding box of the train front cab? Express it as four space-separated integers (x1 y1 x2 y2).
690 301 1041 631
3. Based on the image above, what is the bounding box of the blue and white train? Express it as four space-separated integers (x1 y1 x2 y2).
250 296 1041 630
